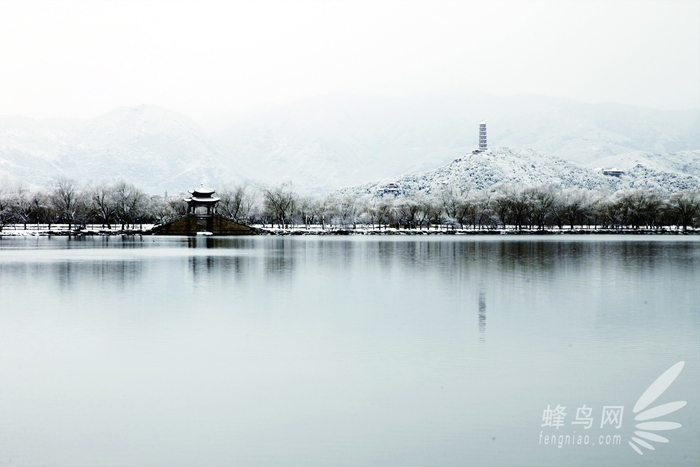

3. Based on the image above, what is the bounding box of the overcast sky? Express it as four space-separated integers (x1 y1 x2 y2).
1 0 698 123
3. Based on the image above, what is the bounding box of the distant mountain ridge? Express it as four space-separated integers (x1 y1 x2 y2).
1 93 698 194
0 105 247 194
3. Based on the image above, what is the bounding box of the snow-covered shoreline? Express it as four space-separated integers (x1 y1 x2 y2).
2 225 697 237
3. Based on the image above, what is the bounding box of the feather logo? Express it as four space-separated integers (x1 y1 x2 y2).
628 361 687 455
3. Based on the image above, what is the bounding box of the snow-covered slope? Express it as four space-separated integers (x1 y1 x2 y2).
587 150 700 178
60 105 247 193
337 147 700 198
0 115 83 187
0 106 247 193
585 150 700 192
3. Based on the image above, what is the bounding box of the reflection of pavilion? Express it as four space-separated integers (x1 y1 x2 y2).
185 185 221 233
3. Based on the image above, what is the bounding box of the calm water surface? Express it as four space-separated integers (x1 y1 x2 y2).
0 235 698 466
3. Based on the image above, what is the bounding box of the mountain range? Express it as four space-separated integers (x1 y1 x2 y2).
0 106 244 195
1 93 698 195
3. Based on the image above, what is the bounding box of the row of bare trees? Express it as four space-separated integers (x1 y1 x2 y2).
260 184 700 231
255 184 700 231
0 178 264 231
1 179 699 231
0 179 170 231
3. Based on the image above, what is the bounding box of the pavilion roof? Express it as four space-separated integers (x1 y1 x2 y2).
186 195 220 203
188 184 216 196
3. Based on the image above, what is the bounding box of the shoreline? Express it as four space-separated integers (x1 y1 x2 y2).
1 226 698 237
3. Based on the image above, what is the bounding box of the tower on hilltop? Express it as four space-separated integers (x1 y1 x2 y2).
472 122 488 154
479 121 487 151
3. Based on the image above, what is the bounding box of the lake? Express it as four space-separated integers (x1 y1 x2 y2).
0 235 698 466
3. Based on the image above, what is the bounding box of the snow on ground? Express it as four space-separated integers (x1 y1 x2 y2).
0 224 155 236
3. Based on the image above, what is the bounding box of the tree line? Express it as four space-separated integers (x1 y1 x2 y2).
1 178 699 232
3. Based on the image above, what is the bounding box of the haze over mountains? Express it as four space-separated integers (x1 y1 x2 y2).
0 106 242 195
1 92 698 195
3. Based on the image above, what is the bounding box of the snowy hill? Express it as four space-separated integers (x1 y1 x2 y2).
212 93 700 191
337 147 700 198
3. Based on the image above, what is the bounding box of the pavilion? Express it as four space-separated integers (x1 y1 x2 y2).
150 184 258 236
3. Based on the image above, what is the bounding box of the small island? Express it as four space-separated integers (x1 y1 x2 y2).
149 185 259 236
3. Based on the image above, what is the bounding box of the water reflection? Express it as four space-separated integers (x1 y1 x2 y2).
0 257 143 295
263 238 297 279
478 286 486 342
189 254 216 278
0 235 697 467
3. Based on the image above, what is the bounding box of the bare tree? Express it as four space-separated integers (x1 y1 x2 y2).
150 195 180 225
90 183 117 229
218 185 254 222
554 188 592 230
0 189 12 231
336 195 359 229
669 190 700 230
296 195 318 229
113 182 146 229
413 194 431 230
375 196 395 230
29 191 51 227
396 198 420 229
527 185 557 230
8 186 33 230
498 187 532 230
263 183 297 228
440 186 463 229
49 178 86 230
473 191 496 230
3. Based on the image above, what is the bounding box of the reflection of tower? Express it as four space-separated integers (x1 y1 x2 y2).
478 288 486 342
479 121 487 151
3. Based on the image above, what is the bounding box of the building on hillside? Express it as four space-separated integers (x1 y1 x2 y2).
380 182 400 196
602 168 625 177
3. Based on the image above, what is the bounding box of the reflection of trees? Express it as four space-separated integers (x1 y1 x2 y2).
186 238 259 285
264 238 297 279
356 238 693 289
53 259 142 294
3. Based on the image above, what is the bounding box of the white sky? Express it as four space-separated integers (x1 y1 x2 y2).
1 0 698 122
